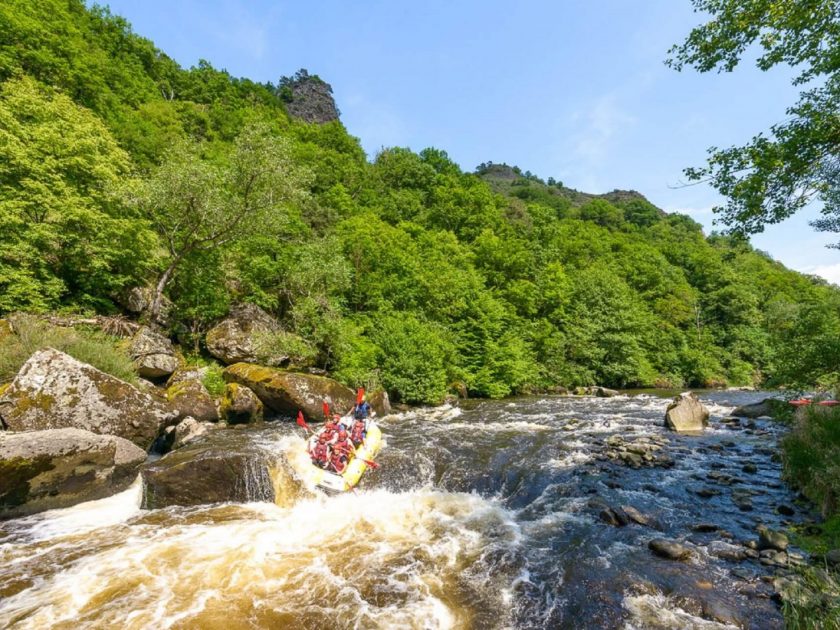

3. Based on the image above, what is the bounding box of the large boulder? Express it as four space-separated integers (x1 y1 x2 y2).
130 326 179 379
223 363 355 421
369 390 391 416
120 286 174 327
205 304 281 365
0 427 146 518
664 392 710 433
166 379 218 423
141 431 291 509
0 348 177 450
219 382 264 425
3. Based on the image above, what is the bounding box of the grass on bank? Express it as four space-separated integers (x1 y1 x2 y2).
0 313 138 385
781 405 840 628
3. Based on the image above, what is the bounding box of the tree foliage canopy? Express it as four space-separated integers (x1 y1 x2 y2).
0 0 838 402
669 0 840 245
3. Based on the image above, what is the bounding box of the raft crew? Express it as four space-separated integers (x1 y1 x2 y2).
350 418 367 446
309 434 331 469
353 395 371 421
329 429 355 474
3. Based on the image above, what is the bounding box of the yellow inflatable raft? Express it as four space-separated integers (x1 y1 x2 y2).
306 420 383 492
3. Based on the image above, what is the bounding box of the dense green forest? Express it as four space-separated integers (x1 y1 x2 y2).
1 0 838 404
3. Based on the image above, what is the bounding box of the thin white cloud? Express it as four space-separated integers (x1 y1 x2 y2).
801 263 840 286
573 94 636 163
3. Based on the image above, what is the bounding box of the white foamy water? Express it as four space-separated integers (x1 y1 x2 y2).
0 487 521 630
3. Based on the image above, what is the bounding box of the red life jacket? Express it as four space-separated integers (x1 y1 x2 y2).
331 451 347 473
351 422 365 443
312 442 329 462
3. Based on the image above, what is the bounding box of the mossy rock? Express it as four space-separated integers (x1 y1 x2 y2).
0 427 145 518
223 363 354 421
0 348 177 450
166 379 218 423
219 382 263 425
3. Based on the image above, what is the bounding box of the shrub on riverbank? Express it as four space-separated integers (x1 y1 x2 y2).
782 406 840 518
778 406 840 628
0 314 137 384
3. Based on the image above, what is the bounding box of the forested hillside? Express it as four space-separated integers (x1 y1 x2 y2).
1 0 838 403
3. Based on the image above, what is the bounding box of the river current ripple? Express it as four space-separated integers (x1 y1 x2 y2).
0 391 806 629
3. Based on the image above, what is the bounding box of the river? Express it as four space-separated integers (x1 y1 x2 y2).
0 391 807 629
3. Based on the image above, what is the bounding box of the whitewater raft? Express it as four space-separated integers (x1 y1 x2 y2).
306 419 383 492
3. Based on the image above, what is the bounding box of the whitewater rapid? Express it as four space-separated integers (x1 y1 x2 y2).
0 391 803 629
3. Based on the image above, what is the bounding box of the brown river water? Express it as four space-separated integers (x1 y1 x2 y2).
0 391 808 629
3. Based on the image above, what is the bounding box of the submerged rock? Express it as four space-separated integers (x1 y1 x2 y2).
0 348 177 450
205 304 280 365
140 431 286 509
664 392 709 433
223 363 355 421
648 538 693 561
219 383 264 424
0 427 145 518
707 540 747 562
732 398 783 419
757 525 789 552
130 326 179 379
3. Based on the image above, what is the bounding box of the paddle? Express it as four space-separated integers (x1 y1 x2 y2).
322 400 331 420
297 410 312 433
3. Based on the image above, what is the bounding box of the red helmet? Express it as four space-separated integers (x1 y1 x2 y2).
318 434 327 442
333 414 341 421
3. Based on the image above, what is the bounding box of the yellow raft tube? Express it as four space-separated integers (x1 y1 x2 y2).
306 420 383 492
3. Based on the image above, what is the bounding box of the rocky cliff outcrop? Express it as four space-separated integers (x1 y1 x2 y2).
0 427 146 518
0 349 177 449
664 392 710 433
277 69 339 124
223 363 355 421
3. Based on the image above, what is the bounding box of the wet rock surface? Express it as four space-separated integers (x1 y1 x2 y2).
140 431 281 509
0 427 145 517
0 348 177 449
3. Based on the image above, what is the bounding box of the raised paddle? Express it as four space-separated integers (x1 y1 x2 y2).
322 400 331 419
297 410 312 433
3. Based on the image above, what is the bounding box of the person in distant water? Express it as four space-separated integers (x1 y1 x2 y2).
310 434 331 469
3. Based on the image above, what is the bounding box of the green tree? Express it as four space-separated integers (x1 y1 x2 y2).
669 0 840 244
0 77 155 312
124 122 311 322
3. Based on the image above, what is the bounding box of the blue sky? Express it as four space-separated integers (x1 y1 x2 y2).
103 0 838 284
